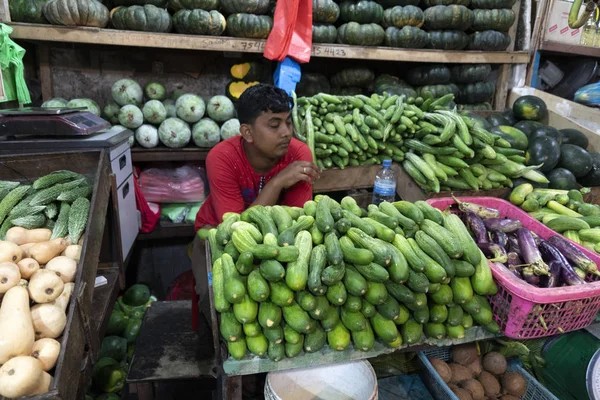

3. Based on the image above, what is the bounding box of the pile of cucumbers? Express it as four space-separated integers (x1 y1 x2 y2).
205 195 500 362
292 91 548 193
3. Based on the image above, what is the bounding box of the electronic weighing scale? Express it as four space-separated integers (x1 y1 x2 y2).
0 107 132 152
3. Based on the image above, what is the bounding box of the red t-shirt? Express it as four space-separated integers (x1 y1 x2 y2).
195 136 313 230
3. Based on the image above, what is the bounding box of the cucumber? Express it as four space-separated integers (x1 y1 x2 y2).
326 281 348 306
414 231 455 278
243 322 262 337
364 282 388 305
408 238 447 283
393 235 426 272
309 295 331 320
400 318 423 344
407 270 430 294
304 325 327 353
296 291 317 312
283 301 315 334
251 244 279 260
361 299 376 318
343 265 368 296
246 334 268 356
212 258 230 312
285 337 304 358
424 323 446 339
450 277 474 304
278 215 314 246
260 259 285 283
308 244 327 295
342 210 376 237
284 324 303 344
222 254 246 304
414 200 444 224
354 262 390 283
236 251 254 275
321 306 341 331
228 338 247 360
321 262 346 286
546 216 590 233
271 205 293 232
420 219 463 258
315 196 335 233
446 304 464 326
376 296 400 321
233 294 258 324
413 306 429 324
452 260 476 277
429 284 453 305
429 304 448 324
371 312 399 343
268 342 285 361
339 236 374 265
343 295 363 312
269 281 294 307
325 231 343 265
286 231 313 291
258 301 282 328
385 242 410 284
220 311 243 342
352 322 375 351
341 308 368 331
327 322 351 351
384 281 415 304
392 201 424 224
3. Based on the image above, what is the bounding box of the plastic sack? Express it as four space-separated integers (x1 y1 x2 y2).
139 165 206 203
133 168 161 233
264 0 312 63
185 202 204 224
274 58 302 96
161 203 190 223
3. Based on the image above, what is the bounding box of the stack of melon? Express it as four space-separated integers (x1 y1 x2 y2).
0 171 91 398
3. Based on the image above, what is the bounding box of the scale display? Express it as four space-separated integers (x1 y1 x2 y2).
0 107 110 137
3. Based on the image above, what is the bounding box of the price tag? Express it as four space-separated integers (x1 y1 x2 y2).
312 45 347 57
0 68 5 101
239 41 265 52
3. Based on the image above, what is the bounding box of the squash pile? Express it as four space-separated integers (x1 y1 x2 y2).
0 170 91 398
205 195 500 362
298 64 495 111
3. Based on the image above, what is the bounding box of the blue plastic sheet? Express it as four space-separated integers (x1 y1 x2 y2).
274 57 302 96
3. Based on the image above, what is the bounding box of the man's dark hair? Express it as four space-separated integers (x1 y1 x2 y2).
237 84 291 125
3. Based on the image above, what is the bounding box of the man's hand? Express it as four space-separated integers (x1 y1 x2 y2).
273 161 321 189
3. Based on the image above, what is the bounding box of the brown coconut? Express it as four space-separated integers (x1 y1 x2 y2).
452 388 474 400
430 358 452 383
478 371 501 397
466 357 483 376
501 371 527 397
482 352 507 375
452 343 479 365
449 363 473 383
459 379 485 400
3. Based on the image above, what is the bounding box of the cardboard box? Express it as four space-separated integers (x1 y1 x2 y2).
544 0 583 45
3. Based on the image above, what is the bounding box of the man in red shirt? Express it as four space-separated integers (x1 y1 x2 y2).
194 84 320 230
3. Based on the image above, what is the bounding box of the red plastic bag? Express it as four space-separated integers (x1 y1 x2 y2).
133 167 161 233
264 0 312 63
139 165 206 203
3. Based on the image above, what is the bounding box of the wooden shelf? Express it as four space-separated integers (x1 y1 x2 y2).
541 40 600 57
91 265 121 345
137 222 196 240
223 326 497 376
8 23 530 64
131 147 209 163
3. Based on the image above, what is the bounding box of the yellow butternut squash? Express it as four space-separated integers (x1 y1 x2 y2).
29 238 67 264
31 338 61 371
45 256 77 283
20 242 36 258
0 356 52 397
0 262 21 294
0 286 35 364
0 240 23 263
62 244 82 261
28 269 64 304
31 283 72 339
6 227 52 245
17 257 40 279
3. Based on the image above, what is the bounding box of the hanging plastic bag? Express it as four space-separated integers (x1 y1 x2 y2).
287 0 313 63
0 24 31 104
274 57 302 96
133 168 161 233
264 0 298 61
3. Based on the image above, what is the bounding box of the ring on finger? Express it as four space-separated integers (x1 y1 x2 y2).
303 167 306 174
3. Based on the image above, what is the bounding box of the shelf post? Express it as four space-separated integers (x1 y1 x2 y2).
0 0 10 22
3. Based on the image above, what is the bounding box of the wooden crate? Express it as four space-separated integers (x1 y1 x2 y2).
0 150 111 400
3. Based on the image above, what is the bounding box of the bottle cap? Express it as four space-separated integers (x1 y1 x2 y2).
382 159 392 167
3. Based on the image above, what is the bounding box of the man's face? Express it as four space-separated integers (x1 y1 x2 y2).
244 110 293 159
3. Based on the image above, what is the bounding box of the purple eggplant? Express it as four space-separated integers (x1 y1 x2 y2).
452 195 501 219
507 252 523 278
478 242 508 263
483 218 523 233
466 212 488 243
547 235 600 276
540 260 561 288
517 228 549 276
507 235 521 254
491 230 509 248
539 241 586 286
522 267 540 286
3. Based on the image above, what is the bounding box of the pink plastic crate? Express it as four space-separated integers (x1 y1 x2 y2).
427 196 600 339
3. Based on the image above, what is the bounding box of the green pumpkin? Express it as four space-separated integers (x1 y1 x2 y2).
470 0 515 8
113 0 167 8
458 102 492 110
406 64 450 86
379 0 420 6
467 30 510 50
422 0 470 6
331 87 364 95
375 74 417 97
384 26 428 48
111 5 171 32
312 23 338 43
457 82 496 103
226 13 273 38
312 0 340 23
417 83 459 99
296 73 330 97
43 0 109 26
472 8 515 31
427 30 468 50
172 9 226 35
330 67 375 88
9 0 49 23
423 5 473 30
340 0 384 24
220 0 270 14
337 22 385 46
449 63 492 83
382 5 424 28
168 0 219 10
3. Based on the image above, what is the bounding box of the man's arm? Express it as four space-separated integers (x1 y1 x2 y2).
206 152 246 221
281 144 316 207
250 160 319 207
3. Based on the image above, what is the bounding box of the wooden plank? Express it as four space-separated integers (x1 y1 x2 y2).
493 64 512 110
131 147 209 162
36 44 52 101
91 267 120 337
7 23 531 64
507 0 521 52
137 222 195 240
0 0 10 22
540 40 600 57
313 165 402 193
222 327 497 376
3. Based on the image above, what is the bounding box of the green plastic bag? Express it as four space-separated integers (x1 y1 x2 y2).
0 24 30 104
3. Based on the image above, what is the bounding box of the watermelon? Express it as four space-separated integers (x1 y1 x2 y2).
158 118 191 148
135 125 159 148
142 100 167 125
42 98 68 108
118 105 144 129
67 98 101 116
192 118 221 148
103 102 121 124
176 94 205 123
170 88 186 101
163 99 177 118
144 82 166 101
206 95 236 122
128 135 135 147
112 79 143 106
220 118 241 140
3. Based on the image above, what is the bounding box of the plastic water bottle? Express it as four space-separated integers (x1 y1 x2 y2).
372 159 396 205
